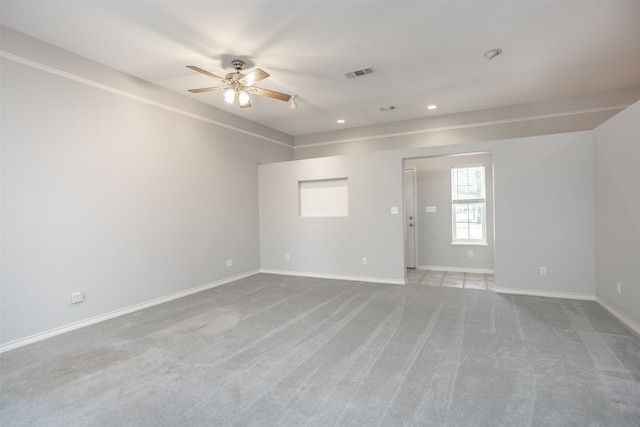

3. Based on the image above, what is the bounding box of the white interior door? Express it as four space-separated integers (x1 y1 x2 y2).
404 167 417 269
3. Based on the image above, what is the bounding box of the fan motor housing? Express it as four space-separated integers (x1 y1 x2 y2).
231 60 246 71
226 72 244 81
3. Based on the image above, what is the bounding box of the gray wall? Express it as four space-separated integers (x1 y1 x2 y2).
593 101 640 329
405 153 494 272
260 131 596 299
492 132 595 296
259 152 405 284
1 28 293 347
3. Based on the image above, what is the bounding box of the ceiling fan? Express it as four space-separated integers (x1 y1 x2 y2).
186 60 293 109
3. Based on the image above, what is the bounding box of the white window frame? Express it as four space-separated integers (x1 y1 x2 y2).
451 164 487 245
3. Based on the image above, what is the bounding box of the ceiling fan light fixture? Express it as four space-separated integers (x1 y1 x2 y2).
187 60 292 109
238 91 251 107
290 96 297 109
224 89 235 104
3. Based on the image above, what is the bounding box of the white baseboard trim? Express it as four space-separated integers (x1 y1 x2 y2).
0 270 259 354
260 269 406 286
417 265 495 275
596 297 640 337
494 287 595 301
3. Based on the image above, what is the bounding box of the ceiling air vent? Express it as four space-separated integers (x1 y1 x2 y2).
345 67 376 79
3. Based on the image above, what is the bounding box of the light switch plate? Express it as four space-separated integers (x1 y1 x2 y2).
425 206 437 213
390 207 399 215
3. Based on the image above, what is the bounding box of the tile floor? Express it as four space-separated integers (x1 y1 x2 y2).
406 269 495 290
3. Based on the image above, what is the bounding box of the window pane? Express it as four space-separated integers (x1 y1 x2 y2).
469 222 483 240
453 202 484 241
456 221 470 240
452 166 485 200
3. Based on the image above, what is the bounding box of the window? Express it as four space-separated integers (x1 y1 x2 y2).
299 178 348 217
451 165 486 244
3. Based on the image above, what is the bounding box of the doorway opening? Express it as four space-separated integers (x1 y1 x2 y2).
403 152 495 285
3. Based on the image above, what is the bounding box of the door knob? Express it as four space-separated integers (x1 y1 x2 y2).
409 216 414 220
409 223 414 227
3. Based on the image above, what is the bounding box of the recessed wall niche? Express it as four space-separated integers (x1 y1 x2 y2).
299 178 348 217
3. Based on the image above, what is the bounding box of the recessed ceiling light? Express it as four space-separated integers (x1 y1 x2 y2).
427 104 437 110
337 119 346 124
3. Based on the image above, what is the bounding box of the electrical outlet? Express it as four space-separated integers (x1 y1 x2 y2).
540 266 547 276
616 282 621 294
226 259 233 268
362 257 367 265
468 250 474 258
71 292 84 304
285 253 290 261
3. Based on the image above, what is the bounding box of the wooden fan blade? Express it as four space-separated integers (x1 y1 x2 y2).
251 87 292 102
186 65 226 82
240 68 270 86
188 86 226 93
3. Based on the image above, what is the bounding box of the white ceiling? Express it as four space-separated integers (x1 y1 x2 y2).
2 1 640 137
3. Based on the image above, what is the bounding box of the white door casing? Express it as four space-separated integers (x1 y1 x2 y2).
404 167 417 269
